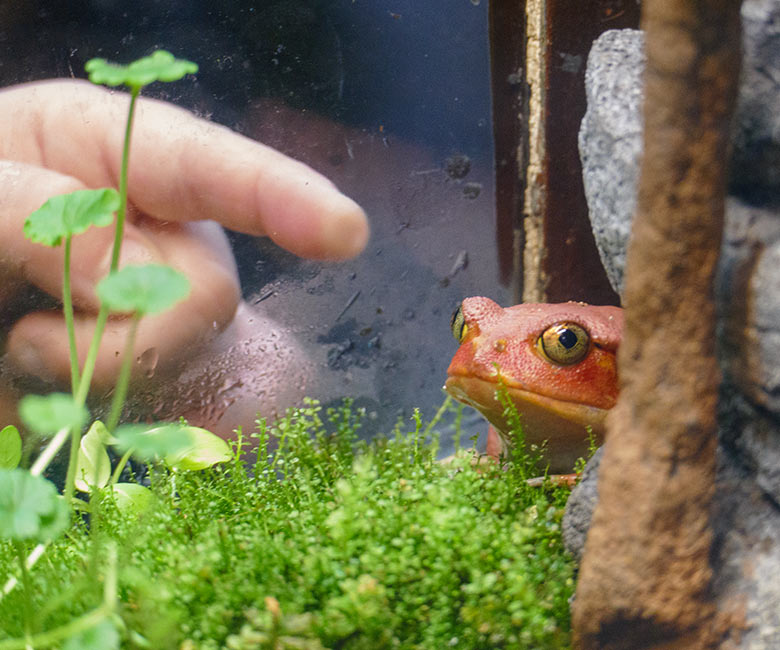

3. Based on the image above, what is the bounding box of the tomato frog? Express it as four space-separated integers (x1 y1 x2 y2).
445 296 623 474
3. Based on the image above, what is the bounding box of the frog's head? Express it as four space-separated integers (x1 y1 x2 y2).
445 296 622 471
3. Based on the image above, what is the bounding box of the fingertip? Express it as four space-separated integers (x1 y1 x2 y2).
7 314 68 385
318 195 370 260
259 174 370 261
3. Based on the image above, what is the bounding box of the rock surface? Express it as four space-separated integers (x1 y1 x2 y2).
568 2 780 646
578 29 645 298
560 446 601 563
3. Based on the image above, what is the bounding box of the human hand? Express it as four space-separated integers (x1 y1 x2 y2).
0 79 368 394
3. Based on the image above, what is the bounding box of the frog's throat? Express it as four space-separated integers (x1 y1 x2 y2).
443 375 608 449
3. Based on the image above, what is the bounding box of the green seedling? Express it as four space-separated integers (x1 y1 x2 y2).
72 421 153 514
0 469 70 641
18 393 90 438
0 469 68 543
73 422 112 494
62 619 120 650
151 424 232 470
97 264 191 316
24 188 119 391
112 422 193 461
85 49 198 90
0 426 22 470
0 50 232 649
97 264 190 431
107 483 154 515
73 419 231 512
83 50 198 279
18 51 200 512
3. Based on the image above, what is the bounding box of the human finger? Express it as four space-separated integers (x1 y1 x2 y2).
0 160 237 315
0 80 369 260
6 219 241 389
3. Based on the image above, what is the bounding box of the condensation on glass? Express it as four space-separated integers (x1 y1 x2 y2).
0 0 507 452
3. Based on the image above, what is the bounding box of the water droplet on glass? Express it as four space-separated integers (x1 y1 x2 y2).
137 347 159 378
444 153 471 180
462 182 482 199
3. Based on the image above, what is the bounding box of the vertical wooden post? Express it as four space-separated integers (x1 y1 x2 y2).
572 1 742 648
490 0 637 305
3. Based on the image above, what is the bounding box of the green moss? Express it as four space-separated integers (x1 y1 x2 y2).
0 400 575 649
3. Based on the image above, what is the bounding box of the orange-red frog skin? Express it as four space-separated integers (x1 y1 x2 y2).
445 297 623 473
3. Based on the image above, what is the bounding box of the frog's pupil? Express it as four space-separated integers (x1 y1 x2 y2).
558 328 577 350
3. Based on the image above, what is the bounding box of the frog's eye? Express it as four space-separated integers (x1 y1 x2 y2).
538 322 590 365
450 305 469 342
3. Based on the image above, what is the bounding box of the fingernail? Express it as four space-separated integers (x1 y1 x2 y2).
119 237 162 267
12 343 55 381
322 200 369 259
99 237 161 275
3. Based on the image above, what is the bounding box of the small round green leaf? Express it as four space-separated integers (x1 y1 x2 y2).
0 425 22 470
97 264 190 315
110 483 154 515
63 619 120 650
85 50 198 89
24 188 119 246
164 426 232 470
114 423 193 460
19 393 89 436
74 421 112 493
0 469 69 541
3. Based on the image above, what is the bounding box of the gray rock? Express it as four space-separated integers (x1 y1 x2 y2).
710 446 780 650
578 29 645 298
569 3 780 643
719 199 780 428
561 446 602 562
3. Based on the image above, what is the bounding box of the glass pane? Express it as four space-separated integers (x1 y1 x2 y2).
0 1 506 452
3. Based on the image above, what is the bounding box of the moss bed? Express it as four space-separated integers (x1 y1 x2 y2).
0 400 576 649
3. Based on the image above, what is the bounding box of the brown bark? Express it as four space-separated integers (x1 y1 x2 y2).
571 2 742 649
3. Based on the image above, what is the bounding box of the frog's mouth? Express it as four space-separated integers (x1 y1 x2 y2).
444 375 608 471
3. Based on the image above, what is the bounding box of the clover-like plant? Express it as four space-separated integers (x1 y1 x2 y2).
97 264 191 431
72 419 231 513
20 50 202 506
23 188 119 392
0 51 234 647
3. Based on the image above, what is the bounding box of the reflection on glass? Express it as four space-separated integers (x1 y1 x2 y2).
0 1 507 452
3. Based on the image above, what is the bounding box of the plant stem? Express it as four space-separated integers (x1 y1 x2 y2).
29 428 69 477
62 422 82 507
75 87 140 404
0 543 117 650
0 605 111 650
62 235 80 393
109 448 134 486
109 85 139 274
13 541 32 645
64 304 109 504
106 313 141 432
68 86 141 492
75 306 109 407
0 544 45 601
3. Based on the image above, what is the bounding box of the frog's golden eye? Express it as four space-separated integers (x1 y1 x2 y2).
538 322 590 365
450 305 469 342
